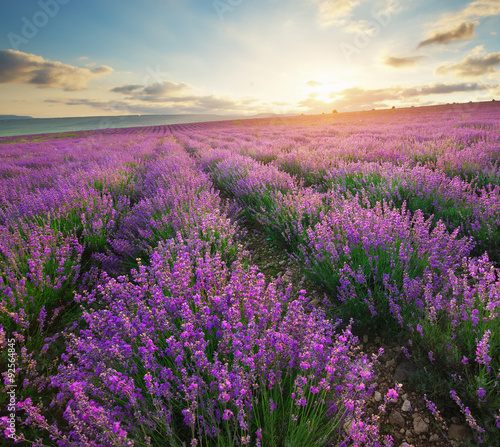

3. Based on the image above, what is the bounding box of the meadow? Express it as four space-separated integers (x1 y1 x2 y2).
0 101 499 446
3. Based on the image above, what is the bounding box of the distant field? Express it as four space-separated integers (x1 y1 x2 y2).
1 101 499 446
0 114 262 138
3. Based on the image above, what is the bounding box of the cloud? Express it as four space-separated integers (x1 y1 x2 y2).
436 52 500 77
318 0 360 27
0 50 113 91
64 89 263 115
316 0 403 32
141 81 190 96
383 56 422 68
424 0 500 35
91 66 111 74
197 95 253 110
417 22 475 48
111 81 191 101
438 0 500 26
109 80 258 111
298 82 491 112
110 84 143 94
130 95 200 104
471 45 486 56
306 80 324 87
410 83 487 95
108 78 249 112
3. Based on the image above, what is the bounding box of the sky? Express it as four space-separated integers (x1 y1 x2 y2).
0 0 499 118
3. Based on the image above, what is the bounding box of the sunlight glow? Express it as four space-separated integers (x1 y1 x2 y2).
306 79 352 102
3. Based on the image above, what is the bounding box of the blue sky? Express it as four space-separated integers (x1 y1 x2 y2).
0 0 499 117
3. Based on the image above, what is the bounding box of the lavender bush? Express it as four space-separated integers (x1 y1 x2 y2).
0 222 83 344
10 236 383 446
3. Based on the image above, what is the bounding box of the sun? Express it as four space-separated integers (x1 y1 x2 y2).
314 84 337 101
305 79 351 102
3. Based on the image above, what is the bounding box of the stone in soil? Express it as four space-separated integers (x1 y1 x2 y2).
448 424 468 442
386 358 396 368
413 416 429 434
389 410 406 428
401 400 412 412
394 361 417 382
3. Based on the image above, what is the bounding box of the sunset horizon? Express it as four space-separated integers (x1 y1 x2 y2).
1 0 499 119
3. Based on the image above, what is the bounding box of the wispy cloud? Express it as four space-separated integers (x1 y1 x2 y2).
0 50 113 91
383 56 422 68
65 79 264 115
110 84 143 94
299 82 491 112
111 80 195 103
317 0 360 27
417 22 475 48
137 82 191 100
435 0 500 28
60 96 260 115
99 77 494 115
305 80 325 87
316 0 405 34
436 52 500 77
111 81 190 97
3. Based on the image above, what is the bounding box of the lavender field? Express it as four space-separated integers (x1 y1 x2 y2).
1 102 499 446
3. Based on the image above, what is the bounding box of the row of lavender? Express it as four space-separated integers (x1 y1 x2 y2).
166 103 500 444
194 150 500 443
172 105 500 259
0 133 388 445
175 103 500 186
182 106 500 258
